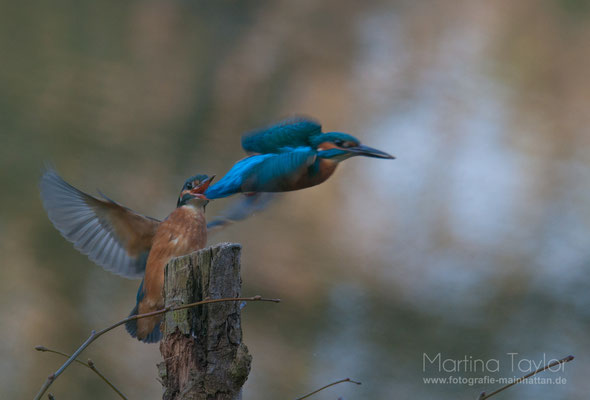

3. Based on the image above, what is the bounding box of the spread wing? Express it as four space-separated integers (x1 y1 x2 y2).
241 117 322 154
206 193 276 232
39 169 160 279
205 147 317 198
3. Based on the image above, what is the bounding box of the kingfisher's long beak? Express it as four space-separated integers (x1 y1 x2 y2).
190 175 215 199
349 144 395 159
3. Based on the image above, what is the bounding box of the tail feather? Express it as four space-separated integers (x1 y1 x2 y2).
125 303 139 338
125 303 162 343
144 319 162 343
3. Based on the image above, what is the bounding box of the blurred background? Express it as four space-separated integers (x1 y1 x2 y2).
1 0 589 398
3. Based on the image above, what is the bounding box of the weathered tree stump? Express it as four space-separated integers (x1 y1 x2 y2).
158 243 252 400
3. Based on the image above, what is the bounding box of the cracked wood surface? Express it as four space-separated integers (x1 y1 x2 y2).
158 243 251 400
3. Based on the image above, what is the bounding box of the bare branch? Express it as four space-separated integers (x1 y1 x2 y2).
294 377 362 400
33 295 280 400
478 355 574 399
34 346 127 399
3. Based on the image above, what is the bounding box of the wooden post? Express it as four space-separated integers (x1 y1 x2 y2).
158 243 252 400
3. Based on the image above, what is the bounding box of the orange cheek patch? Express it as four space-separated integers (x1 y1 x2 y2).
317 141 339 151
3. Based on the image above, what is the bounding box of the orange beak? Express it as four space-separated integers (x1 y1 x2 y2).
189 175 215 200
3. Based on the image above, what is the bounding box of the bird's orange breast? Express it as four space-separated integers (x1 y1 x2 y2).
290 157 338 190
141 206 207 310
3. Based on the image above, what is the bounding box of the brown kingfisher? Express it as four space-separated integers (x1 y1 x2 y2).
40 170 214 342
204 116 395 200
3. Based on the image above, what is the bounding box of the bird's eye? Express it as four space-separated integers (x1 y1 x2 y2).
334 139 344 146
186 182 193 190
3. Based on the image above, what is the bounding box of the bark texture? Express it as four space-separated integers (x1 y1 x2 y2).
158 243 251 400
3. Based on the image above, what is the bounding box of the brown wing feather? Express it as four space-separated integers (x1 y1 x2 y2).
40 169 160 279
88 197 159 257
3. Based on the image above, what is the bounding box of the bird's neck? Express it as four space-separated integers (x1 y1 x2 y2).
181 203 207 214
172 205 207 233
182 197 209 210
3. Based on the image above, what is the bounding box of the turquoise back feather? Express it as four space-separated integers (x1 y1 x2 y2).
241 117 322 154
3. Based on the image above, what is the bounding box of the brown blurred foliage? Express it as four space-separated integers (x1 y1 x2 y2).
1 1 589 399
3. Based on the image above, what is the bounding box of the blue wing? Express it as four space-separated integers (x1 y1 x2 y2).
205 147 317 198
245 147 317 191
39 169 159 279
241 117 322 154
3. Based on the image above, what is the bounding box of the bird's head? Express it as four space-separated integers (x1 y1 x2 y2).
311 132 395 161
177 174 215 208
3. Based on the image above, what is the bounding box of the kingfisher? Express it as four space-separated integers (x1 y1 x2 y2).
40 170 214 342
204 116 394 199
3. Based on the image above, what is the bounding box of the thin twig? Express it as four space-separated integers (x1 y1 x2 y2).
34 346 127 399
33 295 280 400
294 377 362 400
478 355 574 399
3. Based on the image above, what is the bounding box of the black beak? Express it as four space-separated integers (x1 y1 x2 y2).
349 144 395 159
